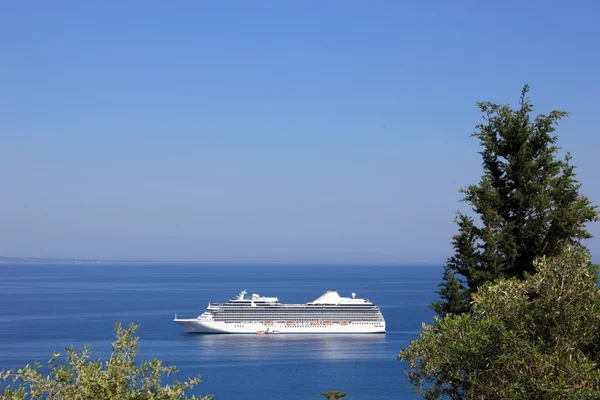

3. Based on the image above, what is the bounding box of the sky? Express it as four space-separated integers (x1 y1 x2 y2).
2 1 599 263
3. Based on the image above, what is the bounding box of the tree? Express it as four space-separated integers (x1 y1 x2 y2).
399 247 600 399
433 85 598 316
0 323 212 400
321 390 347 399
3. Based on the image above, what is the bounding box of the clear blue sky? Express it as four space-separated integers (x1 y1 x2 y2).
2 1 599 263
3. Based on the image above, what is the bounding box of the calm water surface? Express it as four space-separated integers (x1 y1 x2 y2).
0 264 440 399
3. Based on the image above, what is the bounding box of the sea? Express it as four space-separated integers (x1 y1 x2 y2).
0 264 441 400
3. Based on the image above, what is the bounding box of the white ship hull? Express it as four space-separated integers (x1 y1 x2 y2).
174 319 385 334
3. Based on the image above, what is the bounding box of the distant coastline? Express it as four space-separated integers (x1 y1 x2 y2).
0 256 440 266
0 256 106 265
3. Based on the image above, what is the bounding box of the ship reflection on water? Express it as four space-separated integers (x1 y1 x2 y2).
181 333 388 362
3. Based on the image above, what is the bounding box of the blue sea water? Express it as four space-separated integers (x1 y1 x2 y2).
0 264 441 399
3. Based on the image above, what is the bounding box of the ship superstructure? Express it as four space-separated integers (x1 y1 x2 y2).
174 289 386 334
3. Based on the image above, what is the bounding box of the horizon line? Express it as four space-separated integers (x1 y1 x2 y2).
0 255 443 266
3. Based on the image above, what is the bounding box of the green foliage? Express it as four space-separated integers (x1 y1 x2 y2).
434 84 599 316
0 323 212 400
321 390 347 399
430 267 469 317
400 248 600 399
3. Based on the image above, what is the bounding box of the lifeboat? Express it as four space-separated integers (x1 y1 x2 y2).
341 321 349 325
264 321 273 325
323 321 332 325
287 321 296 325
256 330 265 335
310 321 318 325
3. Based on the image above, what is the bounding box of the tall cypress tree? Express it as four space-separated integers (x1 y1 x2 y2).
432 85 598 316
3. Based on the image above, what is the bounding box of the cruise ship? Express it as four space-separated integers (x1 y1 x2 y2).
174 289 386 334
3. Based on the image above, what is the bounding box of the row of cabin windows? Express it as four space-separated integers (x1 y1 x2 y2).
222 321 382 324
211 312 381 316
216 319 382 322
218 319 379 322
229 322 379 326
214 314 379 317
